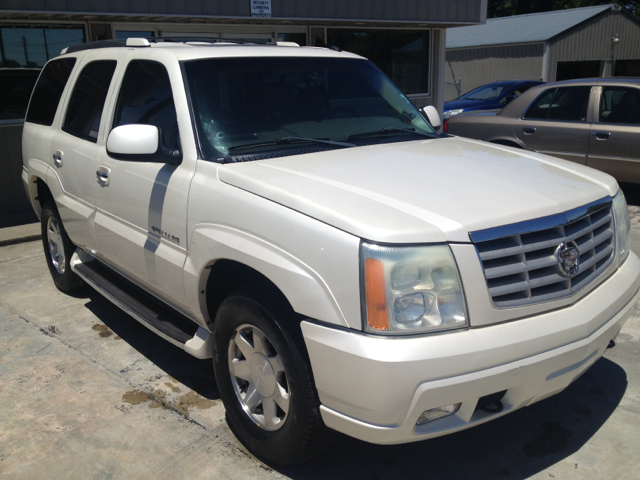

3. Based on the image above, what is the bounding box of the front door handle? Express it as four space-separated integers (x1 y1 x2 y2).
592 131 611 140
522 127 537 135
96 166 111 186
52 150 63 167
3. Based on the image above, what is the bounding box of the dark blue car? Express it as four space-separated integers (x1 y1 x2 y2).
443 80 544 119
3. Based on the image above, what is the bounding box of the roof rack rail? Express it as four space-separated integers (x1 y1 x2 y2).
62 36 279 54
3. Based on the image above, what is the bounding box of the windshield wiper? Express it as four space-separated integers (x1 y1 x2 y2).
347 127 435 141
228 136 355 153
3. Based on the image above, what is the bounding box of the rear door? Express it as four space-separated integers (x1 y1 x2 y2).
94 58 195 310
587 85 640 183
48 55 118 250
514 85 595 164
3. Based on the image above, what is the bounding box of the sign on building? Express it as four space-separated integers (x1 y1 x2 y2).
251 0 272 18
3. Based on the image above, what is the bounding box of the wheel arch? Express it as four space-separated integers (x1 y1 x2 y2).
187 225 351 331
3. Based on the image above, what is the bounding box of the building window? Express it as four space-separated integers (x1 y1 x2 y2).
0 24 84 68
1 24 84 122
326 29 429 95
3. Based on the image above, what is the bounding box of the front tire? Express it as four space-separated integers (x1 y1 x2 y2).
213 292 328 465
41 199 85 293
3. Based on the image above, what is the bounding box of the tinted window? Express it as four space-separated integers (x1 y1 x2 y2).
524 86 591 122
63 60 117 142
600 86 640 125
25 57 76 126
113 60 179 151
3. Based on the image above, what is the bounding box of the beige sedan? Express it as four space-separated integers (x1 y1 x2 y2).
445 78 640 183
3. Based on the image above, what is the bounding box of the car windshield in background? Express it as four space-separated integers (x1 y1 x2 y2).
461 85 505 101
182 57 436 160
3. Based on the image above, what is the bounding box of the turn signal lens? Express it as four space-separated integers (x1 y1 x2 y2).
364 257 389 330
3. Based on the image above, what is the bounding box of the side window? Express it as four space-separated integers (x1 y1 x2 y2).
523 88 556 119
524 86 591 122
112 60 179 152
63 60 117 143
600 87 640 125
25 57 76 126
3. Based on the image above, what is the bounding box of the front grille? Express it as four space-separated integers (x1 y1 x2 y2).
472 201 615 308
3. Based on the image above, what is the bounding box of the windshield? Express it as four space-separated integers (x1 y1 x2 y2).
460 85 506 101
183 56 436 160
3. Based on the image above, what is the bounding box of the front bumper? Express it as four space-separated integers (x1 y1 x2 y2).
301 253 640 445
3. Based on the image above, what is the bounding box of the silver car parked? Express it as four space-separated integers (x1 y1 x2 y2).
446 78 640 184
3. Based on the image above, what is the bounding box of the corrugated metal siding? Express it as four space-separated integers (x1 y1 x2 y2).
445 43 544 101
547 11 640 80
0 0 484 23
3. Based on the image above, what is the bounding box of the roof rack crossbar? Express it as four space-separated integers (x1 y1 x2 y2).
62 36 278 54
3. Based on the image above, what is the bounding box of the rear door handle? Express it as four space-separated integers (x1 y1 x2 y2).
52 150 63 167
522 127 536 135
592 131 611 140
96 166 111 186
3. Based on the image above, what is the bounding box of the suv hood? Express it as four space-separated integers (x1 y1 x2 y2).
219 137 618 243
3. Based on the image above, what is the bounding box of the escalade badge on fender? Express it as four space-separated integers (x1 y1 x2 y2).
555 240 580 277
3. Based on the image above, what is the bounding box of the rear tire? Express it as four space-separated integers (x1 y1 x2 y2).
41 199 85 293
213 291 329 465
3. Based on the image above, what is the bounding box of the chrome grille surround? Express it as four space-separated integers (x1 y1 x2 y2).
470 197 615 308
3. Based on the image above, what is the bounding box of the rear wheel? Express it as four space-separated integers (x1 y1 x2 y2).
213 291 329 465
41 199 85 293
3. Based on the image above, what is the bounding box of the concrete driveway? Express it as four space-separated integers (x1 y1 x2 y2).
2 205 640 479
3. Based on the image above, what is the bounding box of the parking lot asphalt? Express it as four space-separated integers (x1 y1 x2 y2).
2 204 640 479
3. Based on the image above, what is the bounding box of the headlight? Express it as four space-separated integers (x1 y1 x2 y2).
443 109 464 119
361 242 468 335
612 189 631 264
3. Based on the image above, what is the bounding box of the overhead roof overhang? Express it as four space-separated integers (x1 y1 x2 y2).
0 10 480 29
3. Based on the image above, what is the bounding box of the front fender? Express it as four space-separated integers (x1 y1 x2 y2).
184 223 355 329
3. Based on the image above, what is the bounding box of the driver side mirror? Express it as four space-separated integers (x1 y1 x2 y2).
421 105 442 130
107 124 181 165
504 94 517 104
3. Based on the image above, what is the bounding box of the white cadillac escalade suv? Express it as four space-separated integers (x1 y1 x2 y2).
22 38 640 465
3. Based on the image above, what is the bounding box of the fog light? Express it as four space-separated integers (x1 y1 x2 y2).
416 403 461 425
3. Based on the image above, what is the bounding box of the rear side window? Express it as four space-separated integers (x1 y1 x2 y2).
63 60 117 143
25 57 76 126
524 86 591 122
112 60 179 152
600 86 640 125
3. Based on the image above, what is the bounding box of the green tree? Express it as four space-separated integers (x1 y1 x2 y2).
487 1 640 18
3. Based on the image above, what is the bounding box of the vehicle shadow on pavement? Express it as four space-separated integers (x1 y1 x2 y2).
278 356 626 480
76 283 626 479
83 291 219 401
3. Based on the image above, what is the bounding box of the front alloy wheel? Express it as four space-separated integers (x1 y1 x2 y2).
213 292 330 465
228 324 290 431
